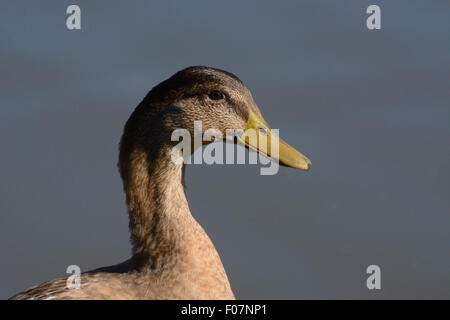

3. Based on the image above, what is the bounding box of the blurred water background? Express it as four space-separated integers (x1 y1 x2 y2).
1 1 449 298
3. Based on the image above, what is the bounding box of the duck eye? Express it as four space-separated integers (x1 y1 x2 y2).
208 90 224 101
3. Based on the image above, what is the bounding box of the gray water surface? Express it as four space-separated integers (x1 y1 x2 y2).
1 1 449 299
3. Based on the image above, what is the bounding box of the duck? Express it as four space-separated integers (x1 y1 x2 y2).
10 66 311 300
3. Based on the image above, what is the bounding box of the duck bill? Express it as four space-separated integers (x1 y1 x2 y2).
238 111 311 171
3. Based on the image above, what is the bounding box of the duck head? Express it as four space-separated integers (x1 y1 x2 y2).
122 66 311 171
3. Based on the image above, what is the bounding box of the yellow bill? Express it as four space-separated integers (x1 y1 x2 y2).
238 111 311 171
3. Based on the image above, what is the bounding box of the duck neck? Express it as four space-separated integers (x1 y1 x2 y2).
120 139 192 270
117 105 234 298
